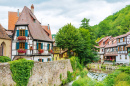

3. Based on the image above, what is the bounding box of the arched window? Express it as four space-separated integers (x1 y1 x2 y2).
0 42 6 56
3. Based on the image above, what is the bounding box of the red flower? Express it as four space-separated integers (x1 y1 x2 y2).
18 49 26 53
18 36 26 40
38 49 44 53
48 49 53 53
30 46 33 50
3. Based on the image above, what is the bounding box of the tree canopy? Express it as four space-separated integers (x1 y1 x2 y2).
55 22 98 65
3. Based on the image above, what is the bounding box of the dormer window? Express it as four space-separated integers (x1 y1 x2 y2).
103 42 105 45
112 41 113 44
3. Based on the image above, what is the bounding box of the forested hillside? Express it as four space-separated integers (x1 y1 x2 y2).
92 5 130 42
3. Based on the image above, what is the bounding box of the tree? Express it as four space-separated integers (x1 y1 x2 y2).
55 23 82 56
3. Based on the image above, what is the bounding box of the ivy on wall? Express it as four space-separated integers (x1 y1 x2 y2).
10 58 34 86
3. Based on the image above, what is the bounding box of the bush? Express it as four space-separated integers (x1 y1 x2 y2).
10 58 34 86
72 77 97 86
115 72 130 84
0 56 11 62
118 66 130 74
70 56 83 71
101 65 106 69
80 69 88 78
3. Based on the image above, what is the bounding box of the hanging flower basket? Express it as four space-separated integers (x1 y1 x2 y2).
18 49 26 53
18 36 26 40
48 49 53 54
38 49 44 54
29 46 33 50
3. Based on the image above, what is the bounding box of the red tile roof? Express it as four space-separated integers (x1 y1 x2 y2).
15 6 53 42
98 36 111 48
105 38 117 48
116 32 130 38
8 12 21 30
0 24 11 39
42 25 52 39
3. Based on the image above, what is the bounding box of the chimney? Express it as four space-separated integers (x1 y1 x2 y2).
48 24 50 30
31 4 34 14
17 9 19 17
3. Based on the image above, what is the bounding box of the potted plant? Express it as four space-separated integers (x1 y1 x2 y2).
18 36 26 40
29 46 33 50
38 49 44 54
48 49 53 54
18 49 26 53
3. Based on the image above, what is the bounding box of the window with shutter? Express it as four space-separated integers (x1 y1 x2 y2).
19 29 25 36
119 39 120 43
19 42 25 49
16 42 19 49
17 30 19 37
123 38 125 42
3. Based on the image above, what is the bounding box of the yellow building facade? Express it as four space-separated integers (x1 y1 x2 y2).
53 46 76 61
0 24 11 58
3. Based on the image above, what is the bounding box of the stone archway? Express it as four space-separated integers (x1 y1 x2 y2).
0 42 6 56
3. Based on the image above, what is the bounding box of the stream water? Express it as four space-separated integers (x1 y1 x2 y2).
65 68 114 86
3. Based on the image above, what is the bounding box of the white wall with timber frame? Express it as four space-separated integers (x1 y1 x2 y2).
12 25 53 62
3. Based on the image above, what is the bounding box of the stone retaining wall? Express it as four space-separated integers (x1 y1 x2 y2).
0 59 73 86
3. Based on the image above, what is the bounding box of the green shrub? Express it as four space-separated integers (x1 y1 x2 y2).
118 66 130 74
70 56 83 71
72 77 97 86
80 69 88 78
61 79 68 85
115 72 130 84
101 65 106 69
103 70 121 86
0 56 11 62
60 74 62 80
10 58 34 86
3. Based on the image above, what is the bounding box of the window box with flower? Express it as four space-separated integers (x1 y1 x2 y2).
38 49 44 54
18 49 26 54
48 49 53 54
18 36 26 40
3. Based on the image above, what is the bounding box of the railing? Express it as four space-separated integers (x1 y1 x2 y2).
117 42 126 45
98 52 104 54
118 51 127 54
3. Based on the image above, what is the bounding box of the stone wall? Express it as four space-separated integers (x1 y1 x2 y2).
0 59 73 86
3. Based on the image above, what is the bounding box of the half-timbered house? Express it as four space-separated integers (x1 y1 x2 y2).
11 6 53 62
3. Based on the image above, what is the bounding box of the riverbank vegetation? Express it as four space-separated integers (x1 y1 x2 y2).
72 66 130 86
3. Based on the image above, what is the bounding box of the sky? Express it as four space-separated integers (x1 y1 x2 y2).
0 0 130 34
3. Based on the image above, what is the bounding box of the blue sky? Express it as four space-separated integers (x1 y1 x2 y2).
0 0 130 34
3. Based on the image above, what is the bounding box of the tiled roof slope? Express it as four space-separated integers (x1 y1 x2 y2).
105 37 117 48
15 6 53 42
0 24 11 39
42 25 52 39
98 36 111 48
8 12 21 30
116 32 130 38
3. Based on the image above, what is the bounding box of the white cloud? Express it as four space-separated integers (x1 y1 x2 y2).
0 0 130 34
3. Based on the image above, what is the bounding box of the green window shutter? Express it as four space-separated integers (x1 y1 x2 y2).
16 42 19 49
42 59 44 62
41 43 43 49
37 42 38 49
17 30 19 37
25 42 28 49
25 30 28 37
47 58 48 62
50 58 51 61
38 59 39 61
47 44 49 50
